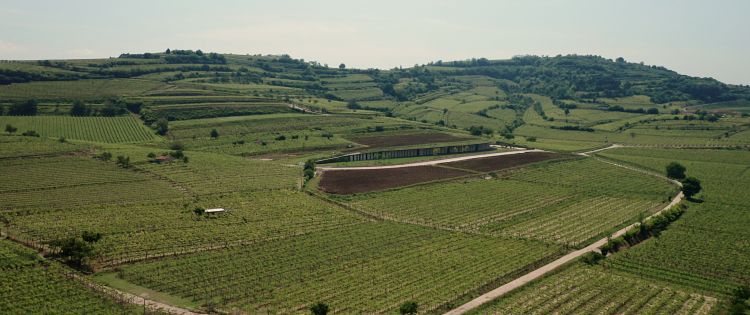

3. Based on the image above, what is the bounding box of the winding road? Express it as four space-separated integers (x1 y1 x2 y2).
443 144 684 315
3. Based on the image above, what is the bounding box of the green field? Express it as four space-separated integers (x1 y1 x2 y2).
0 240 144 314
342 158 675 247
113 222 561 314
1 50 750 314
0 115 158 143
469 265 718 315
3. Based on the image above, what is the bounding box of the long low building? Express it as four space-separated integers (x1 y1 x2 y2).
317 142 491 164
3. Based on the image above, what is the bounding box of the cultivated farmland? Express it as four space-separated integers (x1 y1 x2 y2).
1 50 749 314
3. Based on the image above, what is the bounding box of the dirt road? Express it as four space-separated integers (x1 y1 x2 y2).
317 149 544 171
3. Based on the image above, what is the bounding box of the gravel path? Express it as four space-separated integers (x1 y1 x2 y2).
444 144 684 315
317 149 544 171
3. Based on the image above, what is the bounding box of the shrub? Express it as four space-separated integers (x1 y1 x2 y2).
4 124 17 134
581 251 605 265
399 301 418 315
310 302 329 315
115 155 130 168
681 177 702 199
665 162 686 179
21 130 40 137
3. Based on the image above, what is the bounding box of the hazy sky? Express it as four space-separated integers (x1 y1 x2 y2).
1 0 748 84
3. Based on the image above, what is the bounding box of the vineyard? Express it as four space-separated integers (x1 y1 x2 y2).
0 155 183 211
5 190 363 264
1 48 749 314
343 158 674 246
469 265 718 315
595 148 750 294
0 115 158 143
0 240 143 314
113 222 562 314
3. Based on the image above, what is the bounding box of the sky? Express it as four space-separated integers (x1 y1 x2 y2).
1 0 748 84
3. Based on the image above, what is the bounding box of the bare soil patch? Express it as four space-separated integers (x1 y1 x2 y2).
348 132 472 149
444 152 563 173
319 166 471 194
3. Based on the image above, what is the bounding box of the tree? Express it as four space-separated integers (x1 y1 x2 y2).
165 48 171 54
70 100 89 116
665 162 686 179
310 302 329 315
4 124 17 134
681 177 702 200
399 301 418 315
52 236 96 268
338 63 346 69
210 128 219 139
116 155 131 168
155 118 169 135
8 99 38 116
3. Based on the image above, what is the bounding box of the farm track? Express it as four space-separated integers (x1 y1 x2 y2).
443 144 685 315
67 273 207 315
316 149 543 171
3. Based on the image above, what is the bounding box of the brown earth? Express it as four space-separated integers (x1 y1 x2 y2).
443 151 563 173
348 132 473 149
318 166 471 194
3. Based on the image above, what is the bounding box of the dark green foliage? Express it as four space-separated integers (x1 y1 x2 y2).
399 301 418 315
81 231 102 243
155 118 169 135
304 159 316 182
681 177 702 199
95 151 112 161
99 99 128 116
193 207 205 216
646 108 659 114
115 155 130 168
581 251 605 265
4 124 17 133
21 130 39 137
603 204 686 255
468 125 493 136
69 100 89 116
169 142 185 150
8 99 38 116
275 134 286 141
310 302 329 315
731 286 750 315
346 100 362 110
51 231 101 268
666 162 686 179
551 125 594 132
210 128 219 139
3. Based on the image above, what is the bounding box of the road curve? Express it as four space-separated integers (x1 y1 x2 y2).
317 149 545 171
444 144 684 315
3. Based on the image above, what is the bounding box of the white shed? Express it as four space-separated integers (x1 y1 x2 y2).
205 208 226 214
